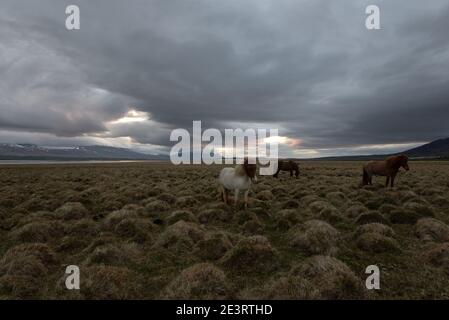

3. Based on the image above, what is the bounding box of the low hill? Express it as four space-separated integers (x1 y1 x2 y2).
308 138 449 161
401 138 449 158
0 144 167 161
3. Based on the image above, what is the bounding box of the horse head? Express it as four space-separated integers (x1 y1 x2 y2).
388 155 409 171
244 158 258 182
399 155 410 171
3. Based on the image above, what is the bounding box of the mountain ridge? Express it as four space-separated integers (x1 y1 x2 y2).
1 138 449 161
0 143 168 161
401 138 449 158
307 138 449 161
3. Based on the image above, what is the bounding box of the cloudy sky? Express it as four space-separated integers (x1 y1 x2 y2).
1 0 449 158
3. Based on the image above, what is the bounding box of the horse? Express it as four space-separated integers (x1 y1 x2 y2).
273 160 299 178
218 158 257 209
362 155 410 188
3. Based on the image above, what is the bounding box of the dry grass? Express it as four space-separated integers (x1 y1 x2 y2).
415 218 449 242
288 220 339 255
161 263 234 299
1 160 449 299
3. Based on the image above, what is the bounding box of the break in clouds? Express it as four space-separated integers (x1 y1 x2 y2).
1 0 449 157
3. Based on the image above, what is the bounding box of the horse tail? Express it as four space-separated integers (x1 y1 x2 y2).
362 167 369 185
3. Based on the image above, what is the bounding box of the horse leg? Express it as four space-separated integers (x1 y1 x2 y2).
290 170 293 177
391 175 396 188
234 189 239 207
365 173 371 185
273 168 280 178
385 177 390 188
220 186 226 204
244 190 249 209
224 188 229 205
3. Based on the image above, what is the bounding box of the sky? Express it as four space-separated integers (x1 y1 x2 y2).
1 0 449 158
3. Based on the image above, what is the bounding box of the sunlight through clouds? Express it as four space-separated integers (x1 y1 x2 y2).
108 109 150 125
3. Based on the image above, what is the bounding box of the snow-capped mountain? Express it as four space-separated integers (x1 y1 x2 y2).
0 144 167 160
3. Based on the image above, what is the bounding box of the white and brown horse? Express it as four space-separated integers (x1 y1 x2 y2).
219 158 257 208
363 155 410 188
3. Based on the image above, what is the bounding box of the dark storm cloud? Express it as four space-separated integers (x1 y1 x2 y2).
1 0 449 154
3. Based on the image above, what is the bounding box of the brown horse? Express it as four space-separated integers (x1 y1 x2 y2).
363 155 409 188
273 160 299 178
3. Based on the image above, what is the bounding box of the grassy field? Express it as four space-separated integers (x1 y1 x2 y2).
1 161 449 299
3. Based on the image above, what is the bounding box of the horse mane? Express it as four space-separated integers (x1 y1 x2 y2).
386 155 408 168
242 158 257 178
234 158 256 177
234 164 246 176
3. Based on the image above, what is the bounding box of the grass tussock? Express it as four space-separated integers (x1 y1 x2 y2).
289 220 339 256
415 218 449 242
219 235 279 273
80 266 143 299
356 232 401 253
161 263 234 299
252 256 366 299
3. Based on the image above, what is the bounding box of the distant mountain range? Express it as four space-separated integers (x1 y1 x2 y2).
0 144 168 161
401 138 449 158
310 138 449 160
1 138 448 161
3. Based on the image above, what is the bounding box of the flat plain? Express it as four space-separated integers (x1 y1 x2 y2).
1 161 449 299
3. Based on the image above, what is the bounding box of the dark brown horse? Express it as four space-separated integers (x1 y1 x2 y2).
363 155 409 188
273 160 299 178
